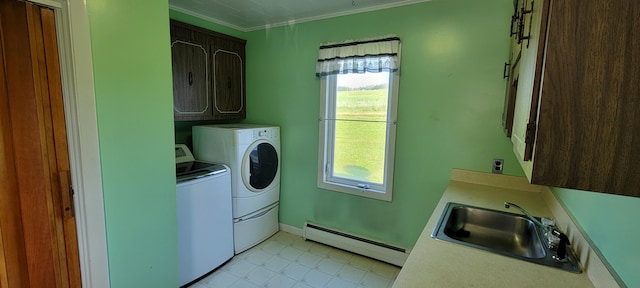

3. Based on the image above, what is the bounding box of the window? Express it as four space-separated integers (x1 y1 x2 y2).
314 35 401 201
318 71 399 201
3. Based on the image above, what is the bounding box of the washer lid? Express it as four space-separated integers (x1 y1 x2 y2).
176 161 227 183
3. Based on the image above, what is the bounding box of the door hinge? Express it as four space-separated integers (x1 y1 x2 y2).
59 170 75 218
523 122 537 161
525 122 537 145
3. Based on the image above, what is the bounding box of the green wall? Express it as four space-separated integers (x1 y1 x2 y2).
553 188 639 287
244 0 519 248
87 0 178 286
82 0 637 286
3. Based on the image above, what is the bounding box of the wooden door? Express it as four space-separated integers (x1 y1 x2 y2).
0 0 81 287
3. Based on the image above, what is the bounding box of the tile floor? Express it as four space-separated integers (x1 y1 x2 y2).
189 231 400 288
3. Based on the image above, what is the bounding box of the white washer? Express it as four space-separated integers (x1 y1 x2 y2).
175 145 233 286
193 124 280 253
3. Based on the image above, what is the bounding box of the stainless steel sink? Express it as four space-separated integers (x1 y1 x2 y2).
431 202 582 273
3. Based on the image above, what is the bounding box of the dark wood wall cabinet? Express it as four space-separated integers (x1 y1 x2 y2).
501 0 523 137
504 0 640 197
170 20 246 121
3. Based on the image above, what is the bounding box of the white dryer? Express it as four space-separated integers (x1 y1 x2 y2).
193 124 280 253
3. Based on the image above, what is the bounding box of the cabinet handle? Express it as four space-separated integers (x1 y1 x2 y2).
227 76 231 89
503 62 511 79
188 72 193 86
510 14 518 37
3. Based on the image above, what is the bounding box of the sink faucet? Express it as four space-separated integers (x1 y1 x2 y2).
503 202 547 230
504 202 570 263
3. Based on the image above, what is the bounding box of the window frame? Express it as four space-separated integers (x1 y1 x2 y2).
317 72 399 202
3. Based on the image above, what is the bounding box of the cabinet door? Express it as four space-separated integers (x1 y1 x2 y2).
532 0 640 195
510 0 550 178
510 0 523 64
501 0 524 137
171 24 210 119
502 61 519 137
212 37 246 119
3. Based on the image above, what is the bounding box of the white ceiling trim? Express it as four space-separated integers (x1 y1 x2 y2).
170 0 431 32
169 4 248 32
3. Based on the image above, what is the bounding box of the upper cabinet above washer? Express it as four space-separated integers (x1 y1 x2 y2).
170 23 210 118
170 20 246 121
212 37 245 118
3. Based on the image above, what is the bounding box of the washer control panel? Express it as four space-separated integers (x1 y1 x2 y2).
253 128 278 140
175 144 195 164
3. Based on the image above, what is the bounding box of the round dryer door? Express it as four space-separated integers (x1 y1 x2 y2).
242 141 279 191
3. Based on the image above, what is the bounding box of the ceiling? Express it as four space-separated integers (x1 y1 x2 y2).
169 0 431 31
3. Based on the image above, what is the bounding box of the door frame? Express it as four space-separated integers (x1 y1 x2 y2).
28 0 109 287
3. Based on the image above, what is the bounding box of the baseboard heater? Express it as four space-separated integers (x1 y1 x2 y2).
303 222 409 267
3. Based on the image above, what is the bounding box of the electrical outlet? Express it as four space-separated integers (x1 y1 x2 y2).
492 158 504 174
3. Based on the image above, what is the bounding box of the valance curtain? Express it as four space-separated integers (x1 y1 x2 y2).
315 35 401 77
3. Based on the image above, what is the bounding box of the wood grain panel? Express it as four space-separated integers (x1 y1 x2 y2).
1 1 82 287
171 23 210 117
0 3 30 285
523 0 550 160
502 62 519 137
213 46 244 117
40 7 82 287
172 20 204 121
170 20 246 121
23 3 62 286
533 0 640 196
1 2 58 286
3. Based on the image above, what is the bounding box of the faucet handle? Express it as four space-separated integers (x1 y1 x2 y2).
540 217 560 249
541 217 555 227
544 230 561 249
551 230 571 263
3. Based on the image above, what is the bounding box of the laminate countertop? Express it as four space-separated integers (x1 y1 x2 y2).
392 169 598 288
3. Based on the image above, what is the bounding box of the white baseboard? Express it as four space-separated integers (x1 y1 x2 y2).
279 222 409 266
279 223 303 237
302 222 408 267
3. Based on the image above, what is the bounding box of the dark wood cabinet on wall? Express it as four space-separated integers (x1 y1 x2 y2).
501 0 523 137
170 20 246 121
504 0 640 197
